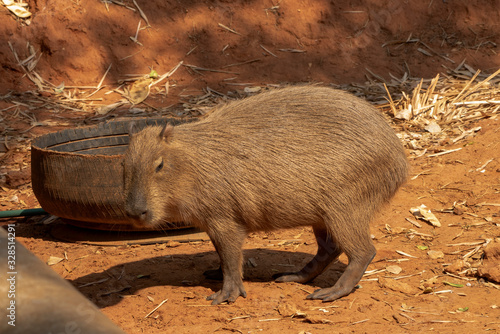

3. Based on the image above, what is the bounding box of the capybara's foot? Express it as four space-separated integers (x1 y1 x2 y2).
207 282 247 305
305 251 373 302
203 267 223 281
306 286 355 302
273 271 311 284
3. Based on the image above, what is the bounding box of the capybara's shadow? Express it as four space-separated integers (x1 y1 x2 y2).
69 248 347 308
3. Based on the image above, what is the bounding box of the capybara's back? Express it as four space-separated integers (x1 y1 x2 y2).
124 85 409 305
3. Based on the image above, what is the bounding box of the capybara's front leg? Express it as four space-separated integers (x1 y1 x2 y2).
206 224 247 305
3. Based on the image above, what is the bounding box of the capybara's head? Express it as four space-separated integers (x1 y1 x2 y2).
123 123 178 227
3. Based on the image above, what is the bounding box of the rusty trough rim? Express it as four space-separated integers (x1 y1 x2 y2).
31 117 190 155
30 117 196 232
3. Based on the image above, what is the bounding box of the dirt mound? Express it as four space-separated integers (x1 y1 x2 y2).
1 0 499 95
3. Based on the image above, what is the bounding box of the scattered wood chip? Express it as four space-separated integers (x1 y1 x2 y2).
478 242 500 283
303 315 333 324
444 259 470 274
277 301 306 318
47 256 64 266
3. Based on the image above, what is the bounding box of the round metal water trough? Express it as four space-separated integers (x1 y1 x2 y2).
31 117 194 231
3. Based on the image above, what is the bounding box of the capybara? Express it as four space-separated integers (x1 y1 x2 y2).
123 86 409 305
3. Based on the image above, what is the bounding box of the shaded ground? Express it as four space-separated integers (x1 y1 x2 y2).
1 0 500 333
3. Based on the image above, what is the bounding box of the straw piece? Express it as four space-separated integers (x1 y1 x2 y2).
151 61 183 87
428 148 462 157
186 46 197 56
86 63 113 98
132 0 150 26
183 64 239 75
145 299 168 318
129 20 143 46
396 250 418 258
278 48 306 53
120 49 143 61
218 23 241 35
260 44 278 58
221 59 261 68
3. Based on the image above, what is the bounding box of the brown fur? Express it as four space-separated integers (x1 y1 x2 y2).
123 86 409 304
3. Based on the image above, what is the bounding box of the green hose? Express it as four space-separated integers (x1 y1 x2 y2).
0 208 48 218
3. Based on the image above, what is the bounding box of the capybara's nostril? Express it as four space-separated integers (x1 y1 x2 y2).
124 200 148 221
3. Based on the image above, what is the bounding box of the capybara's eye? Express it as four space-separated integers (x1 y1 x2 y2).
155 158 164 172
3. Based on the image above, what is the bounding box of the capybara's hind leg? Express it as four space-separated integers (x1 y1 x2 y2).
274 226 342 283
206 224 248 305
307 223 376 302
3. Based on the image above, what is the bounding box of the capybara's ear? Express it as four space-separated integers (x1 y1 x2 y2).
128 122 139 136
160 123 174 142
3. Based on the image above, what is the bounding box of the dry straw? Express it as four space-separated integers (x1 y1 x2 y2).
385 67 500 127
3 40 500 160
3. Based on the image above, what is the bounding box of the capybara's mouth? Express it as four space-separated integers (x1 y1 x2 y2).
128 216 152 229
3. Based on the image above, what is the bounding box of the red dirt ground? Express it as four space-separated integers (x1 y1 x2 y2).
1 0 500 333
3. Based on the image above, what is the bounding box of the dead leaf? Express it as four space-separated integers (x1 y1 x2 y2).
386 265 403 275
424 120 442 134
127 78 152 104
96 101 126 115
395 108 412 120
427 250 444 259
410 204 441 227
7 4 32 18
